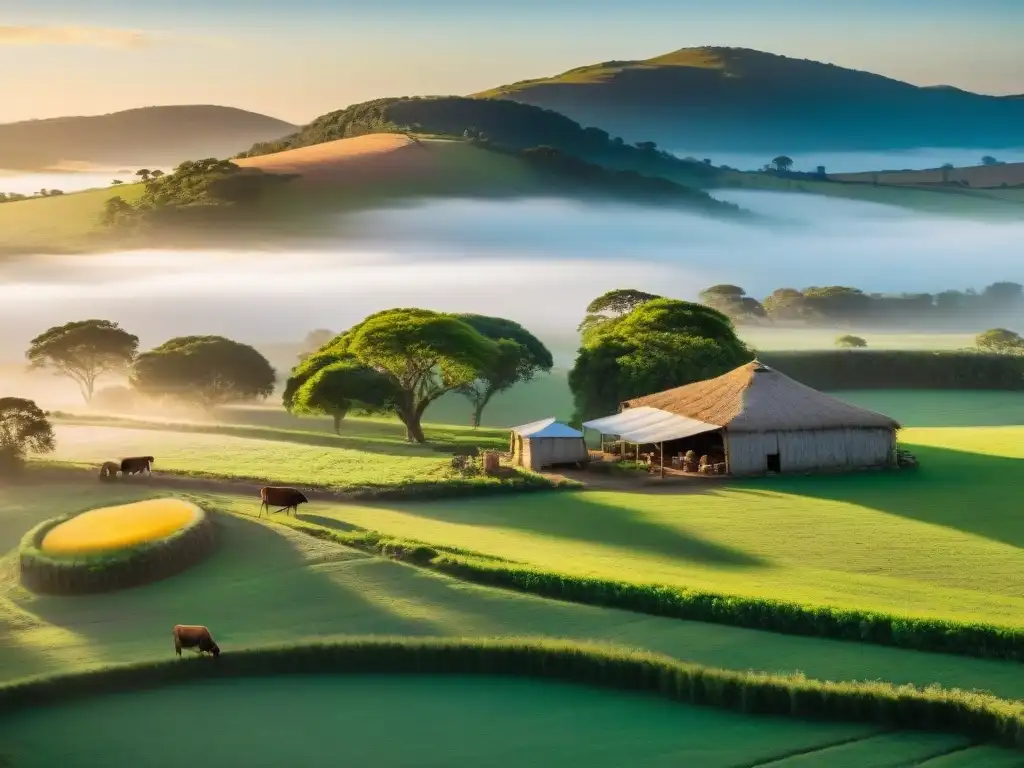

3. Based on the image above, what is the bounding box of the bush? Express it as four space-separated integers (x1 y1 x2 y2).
19 499 218 595
0 638 1020 749
758 351 1024 390
264 514 1024 664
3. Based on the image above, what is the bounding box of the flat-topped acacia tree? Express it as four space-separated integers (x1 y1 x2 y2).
26 319 139 404
284 308 497 443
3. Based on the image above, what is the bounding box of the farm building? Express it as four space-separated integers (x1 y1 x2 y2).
583 361 900 477
510 418 589 471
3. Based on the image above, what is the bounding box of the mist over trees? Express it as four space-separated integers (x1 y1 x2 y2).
26 320 140 404
701 281 1024 328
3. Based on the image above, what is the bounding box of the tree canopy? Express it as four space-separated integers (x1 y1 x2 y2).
454 314 554 427
26 319 139 403
131 335 276 410
698 285 767 323
577 288 661 341
835 335 868 348
975 328 1024 353
569 297 753 422
0 397 55 476
284 308 498 442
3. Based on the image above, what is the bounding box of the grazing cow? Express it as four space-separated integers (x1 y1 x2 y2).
259 486 308 518
120 456 154 476
172 624 220 657
98 461 121 481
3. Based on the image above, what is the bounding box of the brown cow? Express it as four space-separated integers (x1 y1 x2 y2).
120 456 154 476
172 624 220 657
259 486 308 518
98 461 121 481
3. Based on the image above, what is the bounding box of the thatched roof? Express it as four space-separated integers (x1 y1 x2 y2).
623 361 900 433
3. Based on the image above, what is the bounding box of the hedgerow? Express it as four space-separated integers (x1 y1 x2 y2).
265 513 1024 664
0 638 1020 749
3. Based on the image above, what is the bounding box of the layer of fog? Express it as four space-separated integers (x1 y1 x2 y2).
672 148 1024 173
0 192 1020 366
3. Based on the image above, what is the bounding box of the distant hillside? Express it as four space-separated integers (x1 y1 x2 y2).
0 106 296 170
475 47 1024 153
237 96 723 188
832 161 1024 189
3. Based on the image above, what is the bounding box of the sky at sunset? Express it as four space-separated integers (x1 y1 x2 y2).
2 0 1022 124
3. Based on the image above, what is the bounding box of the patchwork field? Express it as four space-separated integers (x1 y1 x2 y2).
3 389 1023 763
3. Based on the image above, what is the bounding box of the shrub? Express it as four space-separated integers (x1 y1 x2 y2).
758 351 1024 390
0 638 1020 749
19 498 218 595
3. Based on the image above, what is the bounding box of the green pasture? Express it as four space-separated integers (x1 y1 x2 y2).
268 424 1024 628
2 483 1024 703
0 674 980 768
0 182 144 253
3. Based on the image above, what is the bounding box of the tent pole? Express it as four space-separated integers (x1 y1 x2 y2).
660 441 665 478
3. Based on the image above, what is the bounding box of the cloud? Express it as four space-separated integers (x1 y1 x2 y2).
0 25 152 49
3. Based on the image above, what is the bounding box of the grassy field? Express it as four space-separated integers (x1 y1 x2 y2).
250 424 1024 628
3 484 1024 702
0 674 980 768
0 182 144 253
739 328 976 352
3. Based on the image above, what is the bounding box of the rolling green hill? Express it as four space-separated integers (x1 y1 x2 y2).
475 46 1024 154
0 105 296 171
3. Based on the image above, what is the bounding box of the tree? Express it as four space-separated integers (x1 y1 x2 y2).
981 156 1001 166
699 285 767 323
150 169 165 180
27 320 139 404
577 288 661 340
131 336 277 411
454 314 554 428
771 156 794 172
290 358 399 434
835 335 867 348
136 169 152 182
569 298 752 421
297 328 336 362
111 179 124 186
283 309 497 443
0 398 56 476
975 328 1024 353
762 288 810 320
101 196 136 227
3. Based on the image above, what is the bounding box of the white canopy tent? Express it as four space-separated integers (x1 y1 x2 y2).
509 418 588 471
582 406 721 476
512 417 585 439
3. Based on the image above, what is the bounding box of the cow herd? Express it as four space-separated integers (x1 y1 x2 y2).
94 454 312 658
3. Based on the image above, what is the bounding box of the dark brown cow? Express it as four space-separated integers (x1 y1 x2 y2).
120 456 154 476
172 624 220 657
259 486 308 518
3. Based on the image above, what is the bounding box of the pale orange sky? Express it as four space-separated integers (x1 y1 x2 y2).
2 1 1022 124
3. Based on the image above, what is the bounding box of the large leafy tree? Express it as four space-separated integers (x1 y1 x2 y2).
0 398 56 476
26 319 139 403
131 335 276 411
569 298 753 422
577 288 661 341
283 308 497 443
454 314 554 428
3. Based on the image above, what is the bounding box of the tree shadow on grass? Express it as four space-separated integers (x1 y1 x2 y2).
389 492 764 568
725 443 1024 551
14 512 450 669
297 513 362 533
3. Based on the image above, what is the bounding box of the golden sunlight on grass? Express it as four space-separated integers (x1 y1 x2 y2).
41 499 201 555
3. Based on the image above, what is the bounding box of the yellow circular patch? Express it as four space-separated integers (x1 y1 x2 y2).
41 499 202 555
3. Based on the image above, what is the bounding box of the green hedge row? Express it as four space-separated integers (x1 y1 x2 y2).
267 514 1024 664
19 505 218 595
758 350 1024 391
0 638 1020 749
